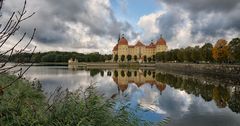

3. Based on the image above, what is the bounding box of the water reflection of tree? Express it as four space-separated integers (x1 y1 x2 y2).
212 86 230 108
156 72 239 113
89 69 102 77
228 92 240 113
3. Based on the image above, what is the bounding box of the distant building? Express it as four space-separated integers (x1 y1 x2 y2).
112 34 167 62
68 58 78 65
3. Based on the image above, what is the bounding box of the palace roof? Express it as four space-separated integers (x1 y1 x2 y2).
113 35 167 51
146 42 156 48
118 37 128 45
156 37 166 45
135 41 145 46
112 44 118 51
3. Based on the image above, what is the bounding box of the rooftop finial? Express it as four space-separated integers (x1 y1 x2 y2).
118 33 121 42
160 34 162 38
121 34 125 38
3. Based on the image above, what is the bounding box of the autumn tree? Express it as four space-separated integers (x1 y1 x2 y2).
212 39 229 63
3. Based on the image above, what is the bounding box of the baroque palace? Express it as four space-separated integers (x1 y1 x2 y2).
112 34 168 62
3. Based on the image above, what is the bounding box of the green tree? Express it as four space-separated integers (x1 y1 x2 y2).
191 46 201 63
156 52 165 62
41 53 56 62
177 49 184 62
228 38 240 63
184 47 193 62
201 43 213 62
31 53 42 63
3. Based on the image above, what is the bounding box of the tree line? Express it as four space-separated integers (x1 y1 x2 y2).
156 38 240 63
8 51 112 63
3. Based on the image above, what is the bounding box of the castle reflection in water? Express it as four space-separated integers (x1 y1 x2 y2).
85 68 240 114
112 69 166 93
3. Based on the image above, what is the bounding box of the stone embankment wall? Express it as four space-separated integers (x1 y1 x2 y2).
156 63 240 78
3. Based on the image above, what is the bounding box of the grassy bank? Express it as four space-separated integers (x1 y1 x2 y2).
0 75 46 125
0 74 159 126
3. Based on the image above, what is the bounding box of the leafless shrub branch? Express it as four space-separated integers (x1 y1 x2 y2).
0 0 36 91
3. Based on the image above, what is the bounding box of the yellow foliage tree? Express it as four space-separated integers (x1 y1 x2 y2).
212 39 229 63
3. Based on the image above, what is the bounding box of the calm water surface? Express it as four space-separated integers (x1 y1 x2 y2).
23 66 240 126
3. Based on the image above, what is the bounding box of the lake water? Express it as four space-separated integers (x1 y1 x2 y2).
23 66 240 126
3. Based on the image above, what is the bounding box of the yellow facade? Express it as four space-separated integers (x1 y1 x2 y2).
112 69 166 93
112 36 167 62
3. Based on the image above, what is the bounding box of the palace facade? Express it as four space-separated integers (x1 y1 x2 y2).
112 35 168 62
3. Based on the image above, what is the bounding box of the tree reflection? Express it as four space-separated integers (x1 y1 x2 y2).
229 91 240 113
89 69 102 77
156 72 240 113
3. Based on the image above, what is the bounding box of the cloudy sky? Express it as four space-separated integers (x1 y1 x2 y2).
2 0 240 54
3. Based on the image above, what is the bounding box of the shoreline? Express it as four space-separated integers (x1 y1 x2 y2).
11 62 240 79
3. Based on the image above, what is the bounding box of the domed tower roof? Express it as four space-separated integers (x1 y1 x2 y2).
112 44 118 51
118 37 128 45
156 35 166 45
156 83 166 93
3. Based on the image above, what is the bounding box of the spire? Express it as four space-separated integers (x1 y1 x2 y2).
160 34 162 38
118 33 121 42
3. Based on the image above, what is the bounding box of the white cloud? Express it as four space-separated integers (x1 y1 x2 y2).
137 11 164 40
